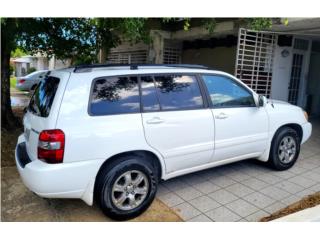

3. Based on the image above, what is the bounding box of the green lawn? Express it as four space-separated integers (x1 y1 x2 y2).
10 76 16 88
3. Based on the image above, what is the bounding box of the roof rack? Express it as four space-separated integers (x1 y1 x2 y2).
73 64 209 73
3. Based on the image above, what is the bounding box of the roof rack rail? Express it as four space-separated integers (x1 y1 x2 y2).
73 64 209 73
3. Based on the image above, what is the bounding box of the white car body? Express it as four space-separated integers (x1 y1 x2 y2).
15 66 312 206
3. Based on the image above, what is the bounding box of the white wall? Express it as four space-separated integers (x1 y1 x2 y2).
14 55 70 76
271 37 313 109
48 55 71 70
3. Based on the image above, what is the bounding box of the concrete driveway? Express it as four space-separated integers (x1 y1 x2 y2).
157 118 320 221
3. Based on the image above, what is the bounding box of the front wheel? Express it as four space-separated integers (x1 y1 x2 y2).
268 127 300 170
95 156 158 220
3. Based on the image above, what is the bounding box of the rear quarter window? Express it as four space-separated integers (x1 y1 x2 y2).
89 76 140 115
28 76 60 117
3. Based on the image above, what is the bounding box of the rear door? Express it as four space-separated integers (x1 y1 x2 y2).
23 71 70 161
141 74 215 173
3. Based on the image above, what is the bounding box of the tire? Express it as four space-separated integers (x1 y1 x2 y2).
95 155 158 220
268 127 300 170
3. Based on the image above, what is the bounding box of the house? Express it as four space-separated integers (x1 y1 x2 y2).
12 53 71 77
103 18 320 117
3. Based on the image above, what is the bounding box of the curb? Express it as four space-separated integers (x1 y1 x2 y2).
273 205 320 222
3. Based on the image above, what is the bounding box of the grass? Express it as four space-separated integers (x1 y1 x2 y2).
10 76 17 88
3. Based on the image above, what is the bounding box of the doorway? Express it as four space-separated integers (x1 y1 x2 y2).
288 52 305 105
306 42 320 116
287 38 310 107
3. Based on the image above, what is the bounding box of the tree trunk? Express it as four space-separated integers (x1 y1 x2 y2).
1 20 21 130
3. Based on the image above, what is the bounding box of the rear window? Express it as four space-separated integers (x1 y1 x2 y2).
28 76 60 117
90 76 140 115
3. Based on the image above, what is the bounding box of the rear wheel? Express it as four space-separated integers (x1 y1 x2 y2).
95 155 158 220
268 127 300 170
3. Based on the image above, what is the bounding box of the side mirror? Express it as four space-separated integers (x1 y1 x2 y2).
258 95 267 107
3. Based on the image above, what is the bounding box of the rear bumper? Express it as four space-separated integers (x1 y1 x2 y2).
301 122 312 144
15 134 103 205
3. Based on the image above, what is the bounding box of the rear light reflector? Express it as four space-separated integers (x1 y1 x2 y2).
38 129 65 164
19 79 26 84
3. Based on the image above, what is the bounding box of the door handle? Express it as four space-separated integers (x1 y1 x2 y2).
215 112 228 119
146 117 165 124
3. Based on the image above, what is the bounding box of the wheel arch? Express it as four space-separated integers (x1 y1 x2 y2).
90 150 164 204
257 122 303 162
274 123 303 143
95 150 164 182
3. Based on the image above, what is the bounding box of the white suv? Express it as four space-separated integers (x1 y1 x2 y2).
15 64 312 220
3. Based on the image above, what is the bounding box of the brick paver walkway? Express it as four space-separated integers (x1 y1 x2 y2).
157 118 320 221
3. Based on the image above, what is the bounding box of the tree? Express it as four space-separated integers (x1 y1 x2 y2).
11 47 29 58
1 19 21 130
94 18 149 62
1 18 149 130
1 17 279 130
1 18 97 129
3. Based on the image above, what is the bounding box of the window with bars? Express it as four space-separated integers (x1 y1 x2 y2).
288 53 304 105
235 28 276 98
107 50 147 64
163 41 182 64
294 39 309 51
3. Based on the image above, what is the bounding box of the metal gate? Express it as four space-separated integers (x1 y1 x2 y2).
235 28 277 98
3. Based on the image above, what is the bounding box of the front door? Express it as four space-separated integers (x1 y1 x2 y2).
141 74 215 173
201 74 269 161
287 38 311 106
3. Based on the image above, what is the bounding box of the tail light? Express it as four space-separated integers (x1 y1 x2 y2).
19 79 26 84
38 129 65 163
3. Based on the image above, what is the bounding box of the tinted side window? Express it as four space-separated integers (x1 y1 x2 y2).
202 75 255 108
141 76 160 112
28 76 60 117
90 76 140 115
154 75 203 110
